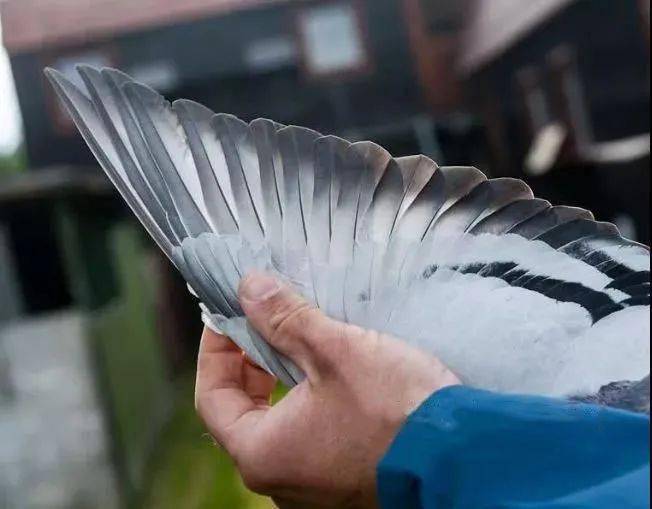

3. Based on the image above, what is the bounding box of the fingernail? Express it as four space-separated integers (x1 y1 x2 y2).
241 273 281 302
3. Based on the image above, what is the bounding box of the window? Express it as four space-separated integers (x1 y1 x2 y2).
296 2 370 79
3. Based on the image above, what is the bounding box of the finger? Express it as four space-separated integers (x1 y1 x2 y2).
239 272 344 377
196 326 241 393
195 327 267 447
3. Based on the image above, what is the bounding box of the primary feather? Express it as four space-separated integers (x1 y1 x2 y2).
45 66 650 409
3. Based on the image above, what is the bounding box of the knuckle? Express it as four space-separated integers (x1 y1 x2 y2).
269 301 316 345
313 320 348 359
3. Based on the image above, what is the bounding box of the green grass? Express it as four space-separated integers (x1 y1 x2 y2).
88 227 172 490
139 378 275 509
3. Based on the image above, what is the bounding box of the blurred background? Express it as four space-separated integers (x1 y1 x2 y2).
0 0 649 507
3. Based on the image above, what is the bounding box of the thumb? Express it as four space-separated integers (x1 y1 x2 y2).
239 272 344 379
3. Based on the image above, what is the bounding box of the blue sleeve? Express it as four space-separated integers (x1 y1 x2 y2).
377 386 650 509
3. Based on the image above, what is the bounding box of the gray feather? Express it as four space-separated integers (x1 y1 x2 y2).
330 141 365 266
350 141 392 238
174 100 239 234
277 126 321 254
212 114 265 242
423 166 487 240
44 68 175 253
123 82 211 237
508 205 594 239
470 198 552 235
99 69 190 242
430 178 533 238
359 158 405 243
250 118 286 262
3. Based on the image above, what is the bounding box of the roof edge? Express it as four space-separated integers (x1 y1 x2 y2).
459 0 577 75
1 0 290 54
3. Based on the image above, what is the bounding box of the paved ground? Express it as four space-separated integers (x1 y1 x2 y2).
0 312 119 509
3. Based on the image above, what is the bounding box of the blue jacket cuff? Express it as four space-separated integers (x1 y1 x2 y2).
377 386 649 508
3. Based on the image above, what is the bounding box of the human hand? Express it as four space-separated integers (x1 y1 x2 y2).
195 272 460 508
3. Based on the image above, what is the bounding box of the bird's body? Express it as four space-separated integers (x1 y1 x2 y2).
46 66 650 408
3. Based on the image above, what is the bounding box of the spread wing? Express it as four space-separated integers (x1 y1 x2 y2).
46 66 650 404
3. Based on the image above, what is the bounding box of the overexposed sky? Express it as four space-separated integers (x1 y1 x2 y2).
0 18 23 155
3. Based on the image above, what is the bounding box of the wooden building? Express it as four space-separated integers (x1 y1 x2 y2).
460 0 650 242
2 0 468 169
